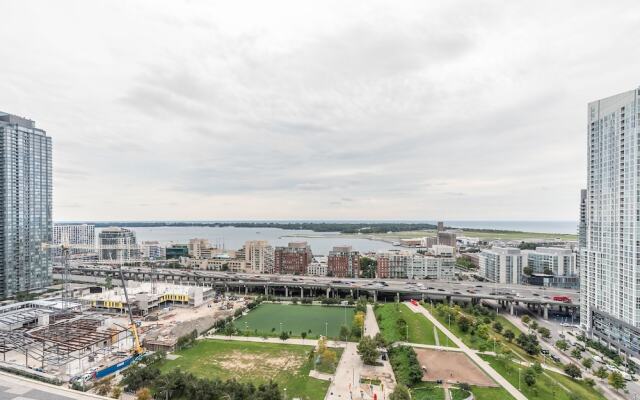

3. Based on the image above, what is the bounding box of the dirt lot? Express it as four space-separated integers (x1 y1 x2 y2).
414 348 496 387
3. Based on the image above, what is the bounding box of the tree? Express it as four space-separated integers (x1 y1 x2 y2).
608 371 626 391
523 368 537 387
105 276 113 290
595 366 608 380
530 321 539 331
532 362 543 374
556 340 568 351
353 311 366 330
582 358 593 370
301 331 307 340
457 315 472 333
503 329 515 342
320 348 337 368
537 327 551 339
523 266 533 276
135 388 152 400
476 324 490 340
389 384 411 400
571 348 582 360
339 325 350 341
521 315 531 324
357 336 379 365
373 333 387 349
279 331 290 341
564 363 582 379
492 321 503 333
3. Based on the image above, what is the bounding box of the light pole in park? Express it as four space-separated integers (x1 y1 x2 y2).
280 322 283 333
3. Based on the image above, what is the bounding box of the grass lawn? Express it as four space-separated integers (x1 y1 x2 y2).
470 386 515 400
449 388 471 400
160 339 331 400
479 354 606 400
233 303 355 339
375 303 454 347
423 303 544 363
411 382 445 399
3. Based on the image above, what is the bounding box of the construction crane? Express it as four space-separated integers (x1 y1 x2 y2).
42 238 145 357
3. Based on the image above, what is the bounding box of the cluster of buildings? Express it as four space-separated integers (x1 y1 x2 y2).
477 246 577 287
4 86 640 360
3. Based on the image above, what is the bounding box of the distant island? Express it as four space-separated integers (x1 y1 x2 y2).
66 221 571 236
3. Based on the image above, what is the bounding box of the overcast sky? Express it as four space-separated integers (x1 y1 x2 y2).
1 1 639 222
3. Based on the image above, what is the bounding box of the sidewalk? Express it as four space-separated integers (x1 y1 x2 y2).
404 301 528 400
364 304 380 337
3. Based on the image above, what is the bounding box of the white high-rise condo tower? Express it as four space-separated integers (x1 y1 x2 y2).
581 87 640 357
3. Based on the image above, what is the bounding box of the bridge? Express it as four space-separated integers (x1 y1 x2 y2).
55 264 580 320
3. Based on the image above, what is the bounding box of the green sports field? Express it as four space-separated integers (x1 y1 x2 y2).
233 303 355 339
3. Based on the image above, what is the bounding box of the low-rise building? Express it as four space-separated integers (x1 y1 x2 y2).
166 244 189 259
376 248 454 279
327 246 360 278
308 256 328 276
274 242 313 275
140 241 166 260
478 247 523 284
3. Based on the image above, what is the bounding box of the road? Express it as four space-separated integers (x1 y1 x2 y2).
0 371 108 400
59 264 580 307
404 301 528 400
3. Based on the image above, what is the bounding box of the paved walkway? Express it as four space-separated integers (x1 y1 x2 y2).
393 342 464 352
0 371 109 400
404 302 528 400
204 334 347 348
326 305 396 400
364 305 379 337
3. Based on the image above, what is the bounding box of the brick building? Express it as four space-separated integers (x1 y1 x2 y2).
274 242 312 275
327 246 360 278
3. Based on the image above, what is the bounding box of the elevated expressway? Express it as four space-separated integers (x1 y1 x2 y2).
55 265 579 320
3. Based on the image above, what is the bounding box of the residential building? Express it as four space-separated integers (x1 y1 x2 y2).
140 241 165 260
523 247 576 276
308 256 328 277
376 250 412 279
53 224 95 255
244 240 274 273
327 246 360 278
408 251 455 280
186 255 247 272
421 236 438 249
98 227 138 262
274 242 312 275
478 247 523 284
376 248 454 280
581 87 640 357
437 231 457 250
437 221 444 232
0 112 52 297
188 238 210 258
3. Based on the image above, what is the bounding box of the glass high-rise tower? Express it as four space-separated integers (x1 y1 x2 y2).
0 112 52 298
582 88 640 357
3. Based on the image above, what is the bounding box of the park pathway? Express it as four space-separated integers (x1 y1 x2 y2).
404 301 528 400
364 304 380 337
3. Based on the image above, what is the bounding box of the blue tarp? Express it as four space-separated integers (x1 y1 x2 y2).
94 356 134 379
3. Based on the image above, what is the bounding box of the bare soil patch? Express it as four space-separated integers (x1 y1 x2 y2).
414 348 496 387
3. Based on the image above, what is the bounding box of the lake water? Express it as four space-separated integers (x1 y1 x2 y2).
91 220 576 255
95 226 398 255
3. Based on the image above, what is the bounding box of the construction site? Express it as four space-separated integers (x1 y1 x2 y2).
0 231 249 392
